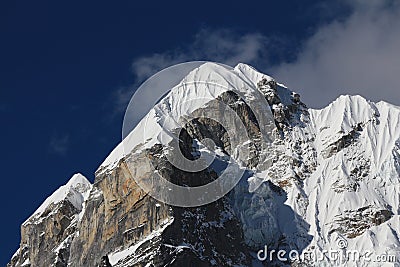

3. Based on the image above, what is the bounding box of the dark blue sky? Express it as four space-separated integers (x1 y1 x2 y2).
0 1 350 264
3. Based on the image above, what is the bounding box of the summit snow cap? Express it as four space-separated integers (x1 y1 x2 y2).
106 61 277 207
23 173 91 225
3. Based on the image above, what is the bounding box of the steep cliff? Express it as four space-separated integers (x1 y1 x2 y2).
9 174 91 267
9 63 400 267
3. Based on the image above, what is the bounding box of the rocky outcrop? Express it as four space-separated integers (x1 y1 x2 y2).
8 174 91 267
321 123 363 159
328 206 393 239
68 88 266 266
9 63 400 267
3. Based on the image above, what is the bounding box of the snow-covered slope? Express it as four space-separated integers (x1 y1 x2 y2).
97 62 274 174
144 63 397 265
9 62 400 267
300 96 400 265
95 62 400 266
23 173 91 225
236 91 400 266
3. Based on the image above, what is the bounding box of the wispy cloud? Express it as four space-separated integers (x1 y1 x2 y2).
49 134 70 155
113 2 400 117
111 29 271 115
131 29 270 83
112 86 135 115
272 0 400 108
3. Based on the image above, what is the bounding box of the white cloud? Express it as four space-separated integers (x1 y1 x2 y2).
131 53 186 83
115 3 400 116
112 29 270 116
272 0 400 108
112 86 135 115
49 134 70 155
130 29 269 83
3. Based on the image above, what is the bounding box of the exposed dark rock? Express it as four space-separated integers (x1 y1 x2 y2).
328 206 393 239
322 123 363 159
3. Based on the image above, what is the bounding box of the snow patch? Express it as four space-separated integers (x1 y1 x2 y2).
108 218 174 266
23 173 91 225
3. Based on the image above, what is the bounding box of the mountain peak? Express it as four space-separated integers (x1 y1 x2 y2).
98 62 281 174
23 173 91 225
10 63 400 266
65 173 91 190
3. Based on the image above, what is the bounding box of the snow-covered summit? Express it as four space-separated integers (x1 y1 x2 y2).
310 94 400 167
10 62 400 267
98 62 275 173
95 62 400 266
23 173 91 225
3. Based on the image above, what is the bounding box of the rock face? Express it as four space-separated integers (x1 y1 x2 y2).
9 63 400 267
9 174 91 267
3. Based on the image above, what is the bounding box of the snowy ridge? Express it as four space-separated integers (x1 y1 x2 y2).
23 173 91 225
299 95 400 266
97 62 400 266
11 62 400 266
97 62 274 173
310 95 377 150
232 92 400 266
108 218 174 266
